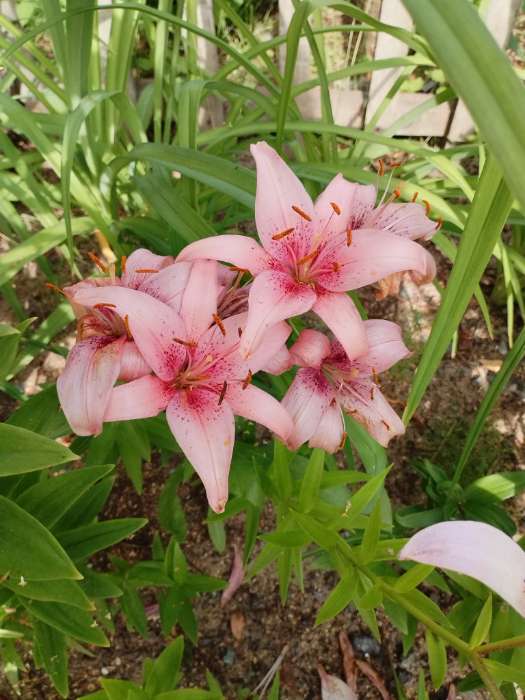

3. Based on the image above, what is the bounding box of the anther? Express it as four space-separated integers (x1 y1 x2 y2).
88 252 108 273
212 314 226 336
370 386 375 401
94 303 116 309
338 431 347 451
378 159 385 177
218 381 228 405
121 255 127 273
174 337 196 347
134 268 158 274
45 282 65 296
272 227 295 241
346 228 353 247
330 202 341 215
291 205 312 222
435 217 443 230
423 199 431 216
381 419 391 430
411 191 419 203
123 314 132 339
393 187 401 199
228 265 249 273
372 367 380 385
237 327 243 338
242 369 252 390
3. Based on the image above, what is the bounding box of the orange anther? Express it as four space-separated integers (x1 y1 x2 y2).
88 252 108 273
291 205 312 222
378 159 385 177
393 188 401 199
423 199 431 216
242 369 252 390
173 337 196 347
272 227 295 241
121 255 127 273
45 282 65 296
212 314 226 336
134 268 158 274
330 202 341 215
372 367 380 385
218 381 228 405
435 217 443 230
370 386 375 401
298 248 320 267
94 302 116 309
338 431 347 451
346 228 353 247
228 265 249 273
411 191 419 203
381 419 391 430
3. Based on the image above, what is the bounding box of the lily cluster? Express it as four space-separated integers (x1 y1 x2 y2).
57 141 438 513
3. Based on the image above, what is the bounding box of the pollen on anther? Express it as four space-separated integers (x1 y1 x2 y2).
411 191 419 203
218 381 228 405
435 217 443 230
298 249 319 266
393 187 401 199
381 419 391 430
94 302 117 309
378 159 385 177
346 228 353 247
242 369 252 390
291 205 312 222
134 268 158 274
370 386 375 401
330 201 341 215
423 199 431 216
272 227 295 241
88 252 108 273
121 255 127 273
338 431 347 451
237 327 243 338
212 314 226 336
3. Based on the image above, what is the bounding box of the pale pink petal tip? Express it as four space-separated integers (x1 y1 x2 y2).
318 665 357 700
399 521 525 617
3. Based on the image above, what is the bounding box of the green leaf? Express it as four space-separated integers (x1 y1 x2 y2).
484 659 525 686
7 385 69 439
159 472 187 542
401 0 525 215
292 511 340 549
17 464 114 529
261 530 311 548
59 518 147 560
344 415 388 473
0 323 22 383
0 496 81 581
404 156 513 422
315 574 357 625
425 629 447 689
5 577 92 610
100 679 140 700
395 564 434 594
0 424 77 476
341 467 391 529
359 501 383 563
24 600 108 646
298 448 325 513
33 621 68 698
469 594 492 648
466 472 525 503
144 637 184 696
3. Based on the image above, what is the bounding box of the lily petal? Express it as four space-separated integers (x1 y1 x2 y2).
104 375 171 421
180 260 219 341
399 521 525 617
315 174 376 236
123 248 173 289
138 261 192 311
364 202 436 240
176 234 270 275
342 385 404 447
119 341 152 381
313 292 368 360
57 336 125 436
227 383 293 441
72 285 187 382
247 320 292 374
251 141 316 260
282 368 335 450
309 402 345 453
241 270 316 357
166 388 235 514
290 329 331 369
357 320 411 375
262 344 293 375
317 228 436 292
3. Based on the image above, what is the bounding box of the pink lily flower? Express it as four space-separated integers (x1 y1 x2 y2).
399 521 525 617
282 320 410 451
57 248 176 436
71 260 293 513
176 141 435 361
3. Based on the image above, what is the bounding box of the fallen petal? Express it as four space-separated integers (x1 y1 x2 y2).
221 544 244 607
318 664 357 700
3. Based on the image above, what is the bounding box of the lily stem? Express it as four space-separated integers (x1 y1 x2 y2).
476 634 525 655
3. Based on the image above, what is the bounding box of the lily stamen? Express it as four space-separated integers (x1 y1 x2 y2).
272 227 295 241
134 268 158 274
45 282 65 296
330 201 342 215
123 314 132 340
218 381 228 405
88 252 108 273
411 191 419 203
121 255 127 273
291 205 312 222
346 228 353 247
212 313 226 336
242 369 252 390
423 199 431 215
